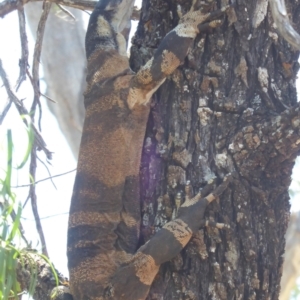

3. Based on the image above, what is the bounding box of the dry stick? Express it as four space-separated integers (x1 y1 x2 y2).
36 155 57 189
13 168 76 188
26 70 56 103
0 0 94 17
22 211 69 221
0 59 28 115
31 1 51 131
0 0 140 19
16 6 29 91
29 147 49 257
40 91 56 103
28 1 52 259
0 59 52 159
56 3 76 20
0 100 12 124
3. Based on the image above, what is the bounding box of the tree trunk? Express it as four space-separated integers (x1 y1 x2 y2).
129 0 300 299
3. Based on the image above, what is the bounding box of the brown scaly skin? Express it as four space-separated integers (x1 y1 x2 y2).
67 1 231 299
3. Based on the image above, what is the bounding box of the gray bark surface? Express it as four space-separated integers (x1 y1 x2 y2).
129 0 300 299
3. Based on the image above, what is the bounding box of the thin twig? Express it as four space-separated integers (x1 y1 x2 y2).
0 0 95 17
0 0 141 20
56 3 76 20
27 1 52 259
16 6 29 91
40 92 56 103
29 146 49 257
23 193 30 209
22 211 69 221
0 100 13 124
0 59 52 159
31 1 52 130
13 168 76 188
36 155 57 189
0 59 29 116
26 70 56 103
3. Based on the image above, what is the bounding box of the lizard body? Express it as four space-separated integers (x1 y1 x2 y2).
67 1 230 299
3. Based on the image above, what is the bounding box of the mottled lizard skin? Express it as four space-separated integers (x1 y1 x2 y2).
67 1 230 299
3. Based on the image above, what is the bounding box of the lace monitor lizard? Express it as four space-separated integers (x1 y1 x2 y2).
66 1 232 299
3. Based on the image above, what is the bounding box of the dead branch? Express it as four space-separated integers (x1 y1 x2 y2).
12 169 76 188
16 6 29 90
0 100 12 124
29 147 49 258
269 0 300 49
56 4 76 20
37 155 57 189
31 1 51 130
0 0 140 20
25 2 53 259
16 252 72 300
0 59 52 159
0 0 92 18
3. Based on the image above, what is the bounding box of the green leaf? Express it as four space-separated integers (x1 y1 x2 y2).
25 253 37 296
17 124 34 169
1 221 8 241
7 204 22 243
3 273 12 299
4 130 13 198
38 253 59 288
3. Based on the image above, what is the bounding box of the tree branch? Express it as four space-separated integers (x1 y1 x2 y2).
29 147 49 258
31 1 51 130
0 0 140 20
16 252 72 300
26 3 52 257
0 59 52 159
16 6 29 90
1 0 93 18
0 99 13 124
13 168 76 188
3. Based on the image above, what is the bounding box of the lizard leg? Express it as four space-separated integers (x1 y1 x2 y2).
127 4 231 109
106 175 232 300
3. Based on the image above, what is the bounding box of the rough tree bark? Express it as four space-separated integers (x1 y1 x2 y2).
128 0 300 299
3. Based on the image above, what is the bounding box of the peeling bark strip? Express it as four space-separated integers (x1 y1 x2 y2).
66 1 231 299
